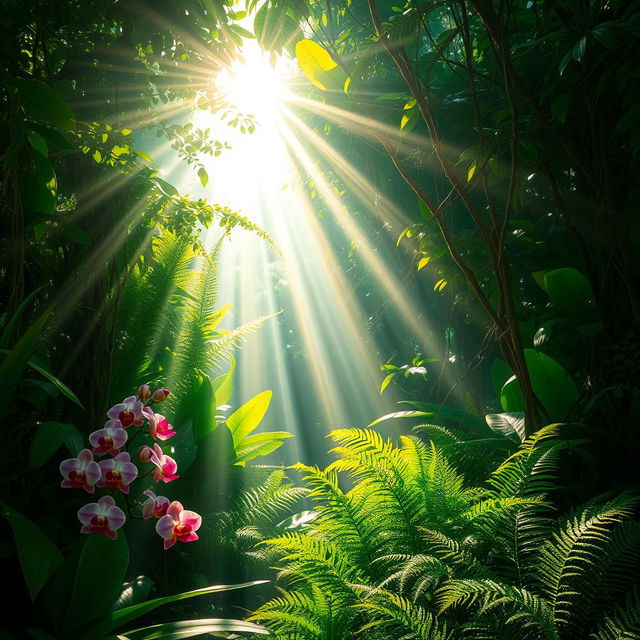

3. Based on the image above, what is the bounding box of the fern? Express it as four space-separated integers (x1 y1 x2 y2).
248 426 637 640
357 590 451 639
436 579 558 640
590 586 640 640
537 494 639 636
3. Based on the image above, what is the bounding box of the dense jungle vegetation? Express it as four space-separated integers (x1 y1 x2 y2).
1 0 639 638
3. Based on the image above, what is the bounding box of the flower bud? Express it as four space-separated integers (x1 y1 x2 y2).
137 445 153 463
152 388 170 403
137 384 152 400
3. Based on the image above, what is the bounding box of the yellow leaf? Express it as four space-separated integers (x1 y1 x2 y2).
467 163 476 182
417 256 430 270
295 39 347 91
434 279 448 291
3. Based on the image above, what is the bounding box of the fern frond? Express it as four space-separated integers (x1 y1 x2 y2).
376 553 450 602
291 463 385 574
436 579 558 640
356 591 451 639
590 586 640 640
537 494 639 634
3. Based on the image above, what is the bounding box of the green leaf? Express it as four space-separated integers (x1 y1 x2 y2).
295 39 348 91
490 358 512 396
400 401 492 435
0 286 46 349
235 431 293 463
89 581 269 639
112 576 153 611
193 374 214 442
13 78 75 129
380 372 395 394
28 359 84 409
541 268 596 320
400 105 420 132
0 310 52 418
197 166 208 187
154 177 179 196
32 154 57 213
64 533 129 633
135 150 155 165
211 356 235 407
485 412 525 442
27 122 73 150
1 502 63 601
229 24 255 39
500 350 578 421
26 130 48 156
120 618 268 640
63 223 91 245
226 390 272 443
28 421 77 471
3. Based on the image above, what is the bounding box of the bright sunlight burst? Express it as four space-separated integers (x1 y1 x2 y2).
215 41 290 125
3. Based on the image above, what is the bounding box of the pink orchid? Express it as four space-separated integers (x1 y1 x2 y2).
97 452 138 494
60 449 101 493
152 388 170 403
89 420 128 456
137 384 152 400
78 495 125 539
149 443 179 483
107 396 144 428
142 489 170 519
143 407 176 441
137 444 153 463
155 501 201 549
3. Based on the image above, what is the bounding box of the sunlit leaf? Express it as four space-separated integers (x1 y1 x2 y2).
295 39 348 91
119 617 268 639
434 279 447 291
380 372 395 394
227 390 272 443
90 581 269 638
212 356 235 407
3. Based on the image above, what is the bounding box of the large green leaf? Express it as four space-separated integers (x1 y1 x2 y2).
235 431 293 464
537 267 596 320
226 390 272 443
87 581 269 639
295 39 349 91
500 349 579 421
63 533 130 633
13 78 75 130
1 502 63 601
28 421 78 471
118 617 269 640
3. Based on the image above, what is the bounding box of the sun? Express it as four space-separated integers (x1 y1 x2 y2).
215 41 291 125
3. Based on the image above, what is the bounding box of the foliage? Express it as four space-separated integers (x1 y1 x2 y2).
249 426 640 639
253 0 640 457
